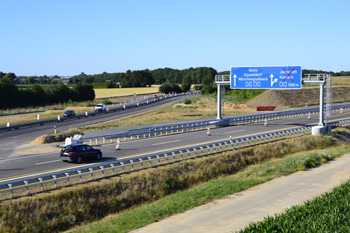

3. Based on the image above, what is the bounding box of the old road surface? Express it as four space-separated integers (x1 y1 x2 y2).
132 154 350 233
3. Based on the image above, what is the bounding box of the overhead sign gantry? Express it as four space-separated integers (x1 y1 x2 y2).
230 66 302 89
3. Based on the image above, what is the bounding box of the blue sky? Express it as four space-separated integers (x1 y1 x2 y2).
1 0 349 76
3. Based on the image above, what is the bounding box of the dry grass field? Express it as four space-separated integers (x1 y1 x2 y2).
331 76 350 86
94 86 160 98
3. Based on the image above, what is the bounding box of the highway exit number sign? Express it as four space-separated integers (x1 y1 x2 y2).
230 66 302 89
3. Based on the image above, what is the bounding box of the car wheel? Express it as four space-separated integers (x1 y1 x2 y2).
63 160 68 162
76 156 83 164
96 153 102 160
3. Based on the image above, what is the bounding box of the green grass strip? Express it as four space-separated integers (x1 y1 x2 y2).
68 147 349 233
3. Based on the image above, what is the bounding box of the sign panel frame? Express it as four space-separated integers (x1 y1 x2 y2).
230 65 302 89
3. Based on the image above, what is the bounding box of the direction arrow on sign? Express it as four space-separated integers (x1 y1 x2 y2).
230 66 302 89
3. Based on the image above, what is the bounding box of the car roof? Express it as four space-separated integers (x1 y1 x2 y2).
64 144 88 148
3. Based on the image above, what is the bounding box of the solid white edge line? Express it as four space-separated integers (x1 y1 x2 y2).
152 140 181 146
35 160 61 166
225 129 246 134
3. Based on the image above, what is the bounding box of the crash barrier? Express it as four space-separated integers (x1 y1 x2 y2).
2 119 350 200
82 103 350 145
0 92 193 133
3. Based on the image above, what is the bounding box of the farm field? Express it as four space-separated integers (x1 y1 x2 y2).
94 86 160 98
330 76 350 85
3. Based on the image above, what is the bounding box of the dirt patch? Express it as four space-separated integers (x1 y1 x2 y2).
29 136 47 145
29 129 84 145
247 87 350 108
223 103 249 110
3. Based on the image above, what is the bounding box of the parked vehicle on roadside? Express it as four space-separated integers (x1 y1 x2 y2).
94 103 106 112
60 144 102 163
63 110 76 117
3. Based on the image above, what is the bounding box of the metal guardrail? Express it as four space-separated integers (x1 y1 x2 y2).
82 103 350 146
0 92 192 133
2 118 350 200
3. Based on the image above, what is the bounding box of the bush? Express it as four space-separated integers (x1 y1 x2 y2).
91 83 109 89
159 83 181 94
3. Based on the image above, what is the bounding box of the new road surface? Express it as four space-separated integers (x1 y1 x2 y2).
0 109 349 189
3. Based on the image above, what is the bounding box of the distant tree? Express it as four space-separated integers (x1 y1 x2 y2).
171 83 181 93
38 76 47 84
107 81 116 88
73 83 95 101
159 83 181 94
0 77 18 108
32 85 45 105
26 76 35 84
201 74 215 94
181 74 192 92
159 83 172 93
3 72 17 82
142 69 154 87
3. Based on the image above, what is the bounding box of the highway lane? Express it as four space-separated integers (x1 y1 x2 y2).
1 110 349 186
0 94 190 159
0 94 190 140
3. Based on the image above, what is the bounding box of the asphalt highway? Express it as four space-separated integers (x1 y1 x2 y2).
0 94 190 159
0 109 349 187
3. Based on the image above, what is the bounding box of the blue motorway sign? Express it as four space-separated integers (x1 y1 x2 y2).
230 66 302 89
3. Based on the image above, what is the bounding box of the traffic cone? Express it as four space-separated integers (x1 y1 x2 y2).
116 138 120 150
207 126 211 136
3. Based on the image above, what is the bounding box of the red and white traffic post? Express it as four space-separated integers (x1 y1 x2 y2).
340 108 343 114
308 112 311 120
207 126 211 136
116 138 120 150
264 118 268 127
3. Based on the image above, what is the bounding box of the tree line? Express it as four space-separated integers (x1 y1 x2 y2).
70 67 218 88
2 66 350 109
0 77 94 109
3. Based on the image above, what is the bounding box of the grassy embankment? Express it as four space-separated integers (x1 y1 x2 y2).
81 95 254 131
2 129 350 232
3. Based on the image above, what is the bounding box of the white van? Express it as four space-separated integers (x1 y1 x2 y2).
95 103 106 112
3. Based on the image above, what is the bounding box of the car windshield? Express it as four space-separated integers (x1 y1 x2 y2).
96 105 102 107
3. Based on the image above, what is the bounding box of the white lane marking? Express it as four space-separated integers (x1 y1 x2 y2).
225 129 246 134
0 123 317 183
152 140 181 146
0 160 116 184
0 153 55 163
35 160 61 165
